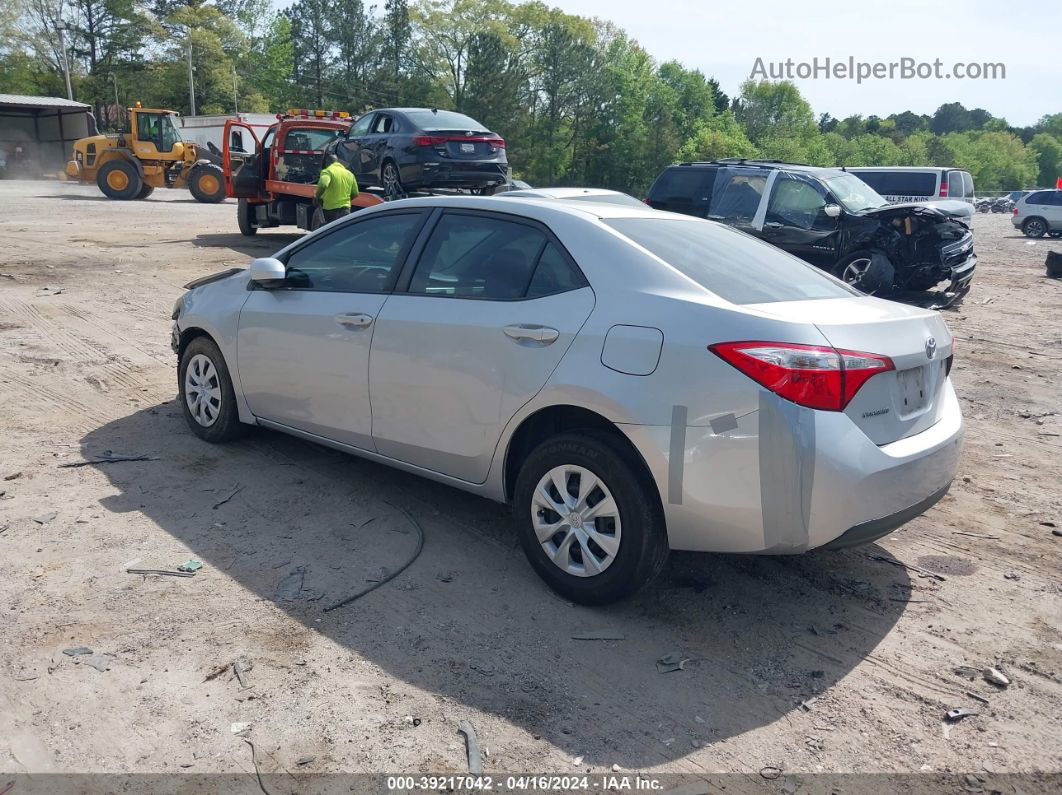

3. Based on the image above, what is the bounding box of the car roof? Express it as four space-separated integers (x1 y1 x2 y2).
357 194 662 222
501 187 630 199
665 160 846 178
847 166 963 173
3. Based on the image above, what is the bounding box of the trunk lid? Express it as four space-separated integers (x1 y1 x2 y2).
426 129 503 160
746 296 954 445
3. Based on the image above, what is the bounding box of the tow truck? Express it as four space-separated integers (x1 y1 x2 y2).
223 109 384 235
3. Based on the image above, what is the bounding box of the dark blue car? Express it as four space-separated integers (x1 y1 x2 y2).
327 108 508 196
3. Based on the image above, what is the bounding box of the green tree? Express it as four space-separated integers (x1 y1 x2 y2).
1028 133 1061 188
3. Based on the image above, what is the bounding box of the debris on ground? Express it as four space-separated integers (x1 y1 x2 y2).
230 722 251 735
204 663 230 682
81 653 115 672
233 657 253 689
63 646 93 657
323 503 425 612
1003 572 1021 581
954 665 980 680
572 755 583 766
867 553 946 581
457 720 483 775
32 511 58 525
296 755 315 766
983 667 1010 687
212 483 242 510
273 566 306 602
571 630 626 640
3 471 22 481
177 559 204 573
59 452 159 467
965 691 990 705
760 766 782 780
945 708 979 722
656 651 690 673
126 567 197 578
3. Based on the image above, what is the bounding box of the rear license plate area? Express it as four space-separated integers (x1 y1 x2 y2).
896 366 929 416
460 143 475 153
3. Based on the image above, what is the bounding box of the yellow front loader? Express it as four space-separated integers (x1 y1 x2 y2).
65 104 225 202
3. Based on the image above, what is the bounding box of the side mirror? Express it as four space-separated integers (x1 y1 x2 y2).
248 257 285 284
823 203 842 218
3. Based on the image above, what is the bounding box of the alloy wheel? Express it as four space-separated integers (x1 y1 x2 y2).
184 353 222 427
531 465 622 577
841 257 878 293
382 163 402 199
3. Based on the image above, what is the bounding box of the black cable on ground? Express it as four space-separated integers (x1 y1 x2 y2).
323 503 425 612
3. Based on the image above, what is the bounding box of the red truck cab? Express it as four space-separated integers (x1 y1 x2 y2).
223 109 382 235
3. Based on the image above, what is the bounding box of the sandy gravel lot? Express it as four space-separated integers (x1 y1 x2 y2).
0 180 1060 789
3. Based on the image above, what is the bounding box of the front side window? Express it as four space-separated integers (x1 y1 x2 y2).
284 213 423 292
409 213 565 300
765 174 834 230
606 217 859 305
348 114 373 137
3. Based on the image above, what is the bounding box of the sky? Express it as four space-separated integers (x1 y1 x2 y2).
550 0 1056 126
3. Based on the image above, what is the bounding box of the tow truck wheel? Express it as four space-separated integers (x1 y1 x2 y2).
189 164 226 203
97 160 143 200
237 199 257 236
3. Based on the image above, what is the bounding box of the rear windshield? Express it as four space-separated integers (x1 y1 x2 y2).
852 170 937 197
405 110 488 132
606 218 859 305
563 193 646 208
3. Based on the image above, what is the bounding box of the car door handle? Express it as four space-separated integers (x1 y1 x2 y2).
503 324 559 344
334 312 373 329
763 221 784 229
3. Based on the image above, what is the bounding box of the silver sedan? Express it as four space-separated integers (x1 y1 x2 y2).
172 196 963 604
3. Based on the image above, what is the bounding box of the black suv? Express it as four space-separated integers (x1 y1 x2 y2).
325 108 508 197
646 160 976 302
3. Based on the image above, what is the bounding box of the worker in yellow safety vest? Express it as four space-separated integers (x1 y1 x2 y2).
315 154 359 224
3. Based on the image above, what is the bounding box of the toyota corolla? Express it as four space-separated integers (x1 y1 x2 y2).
171 196 963 604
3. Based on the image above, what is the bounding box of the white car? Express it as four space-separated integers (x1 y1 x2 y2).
172 196 963 603
499 187 647 208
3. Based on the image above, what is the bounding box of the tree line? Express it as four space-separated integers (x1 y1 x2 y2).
3 0 1059 192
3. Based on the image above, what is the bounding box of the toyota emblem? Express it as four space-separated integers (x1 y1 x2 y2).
925 337 937 359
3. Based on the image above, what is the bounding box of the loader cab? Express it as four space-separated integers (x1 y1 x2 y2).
131 108 184 159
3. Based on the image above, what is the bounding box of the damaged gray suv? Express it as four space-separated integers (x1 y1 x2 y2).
647 160 976 305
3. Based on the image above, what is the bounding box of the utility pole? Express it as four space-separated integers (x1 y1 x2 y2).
111 73 121 129
187 38 197 116
232 64 238 115
57 24 74 101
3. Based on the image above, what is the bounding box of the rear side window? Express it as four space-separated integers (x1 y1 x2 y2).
961 171 975 198
606 218 859 305
1026 191 1053 205
649 167 717 203
947 171 964 197
409 213 582 300
853 171 937 197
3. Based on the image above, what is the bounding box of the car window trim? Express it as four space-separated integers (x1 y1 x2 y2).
271 209 429 295
394 208 588 302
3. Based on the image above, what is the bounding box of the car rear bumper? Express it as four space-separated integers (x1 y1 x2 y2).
619 381 963 554
411 161 508 187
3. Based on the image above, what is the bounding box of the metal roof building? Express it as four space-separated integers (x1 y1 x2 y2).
0 94 96 175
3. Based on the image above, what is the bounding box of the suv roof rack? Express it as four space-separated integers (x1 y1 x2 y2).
676 158 814 168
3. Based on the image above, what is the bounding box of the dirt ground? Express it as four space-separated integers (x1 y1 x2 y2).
0 180 1060 788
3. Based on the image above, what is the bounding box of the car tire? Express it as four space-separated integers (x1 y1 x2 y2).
237 198 257 236
136 183 155 200
178 336 246 443
381 159 404 200
97 159 143 200
513 431 668 605
834 250 895 294
1023 218 1047 238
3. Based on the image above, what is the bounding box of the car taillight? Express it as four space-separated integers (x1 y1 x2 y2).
412 135 447 147
1013 207 1019 215
488 137 506 148
939 179 949 197
709 341 894 411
